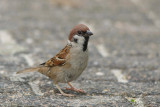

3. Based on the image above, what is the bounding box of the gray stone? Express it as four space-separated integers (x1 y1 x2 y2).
0 0 160 106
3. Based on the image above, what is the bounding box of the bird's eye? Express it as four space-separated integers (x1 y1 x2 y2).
78 31 82 35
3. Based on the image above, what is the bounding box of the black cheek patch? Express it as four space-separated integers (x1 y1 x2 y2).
74 38 78 43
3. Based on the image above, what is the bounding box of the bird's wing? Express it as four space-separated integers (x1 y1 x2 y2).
40 44 71 67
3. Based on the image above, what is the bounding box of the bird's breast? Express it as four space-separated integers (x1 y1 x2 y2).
69 48 88 70
61 48 88 82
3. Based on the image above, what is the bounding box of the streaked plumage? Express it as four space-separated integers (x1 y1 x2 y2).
17 24 93 96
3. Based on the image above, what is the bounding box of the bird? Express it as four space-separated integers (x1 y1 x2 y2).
17 24 93 97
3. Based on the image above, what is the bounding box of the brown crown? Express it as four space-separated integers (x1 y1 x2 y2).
68 24 90 41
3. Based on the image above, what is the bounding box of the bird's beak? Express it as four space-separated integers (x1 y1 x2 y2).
86 30 93 36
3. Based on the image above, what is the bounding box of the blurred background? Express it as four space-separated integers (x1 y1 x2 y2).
0 0 160 106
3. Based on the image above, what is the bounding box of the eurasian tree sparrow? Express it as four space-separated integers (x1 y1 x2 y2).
17 24 93 97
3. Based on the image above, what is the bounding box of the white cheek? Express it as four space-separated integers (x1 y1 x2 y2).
72 35 85 46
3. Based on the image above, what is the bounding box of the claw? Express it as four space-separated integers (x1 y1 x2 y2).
66 82 85 93
57 93 74 97
65 87 85 93
55 84 74 97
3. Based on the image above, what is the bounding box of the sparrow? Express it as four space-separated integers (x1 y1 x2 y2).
17 24 93 97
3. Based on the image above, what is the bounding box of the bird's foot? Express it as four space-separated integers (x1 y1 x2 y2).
65 87 85 93
57 92 74 97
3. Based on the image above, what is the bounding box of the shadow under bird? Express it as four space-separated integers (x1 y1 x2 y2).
17 24 93 97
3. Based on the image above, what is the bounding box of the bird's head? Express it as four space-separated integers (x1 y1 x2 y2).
68 24 93 51
68 24 93 42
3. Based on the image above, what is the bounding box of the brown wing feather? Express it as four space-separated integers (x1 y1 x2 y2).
41 45 71 67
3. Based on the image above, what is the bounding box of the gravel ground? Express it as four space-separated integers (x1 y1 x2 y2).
0 0 160 106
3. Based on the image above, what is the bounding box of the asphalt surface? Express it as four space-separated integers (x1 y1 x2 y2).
0 0 160 106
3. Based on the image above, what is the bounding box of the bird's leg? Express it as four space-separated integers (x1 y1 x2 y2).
55 84 74 97
65 82 85 93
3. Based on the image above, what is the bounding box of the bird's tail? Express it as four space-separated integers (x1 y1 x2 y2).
16 67 41 74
